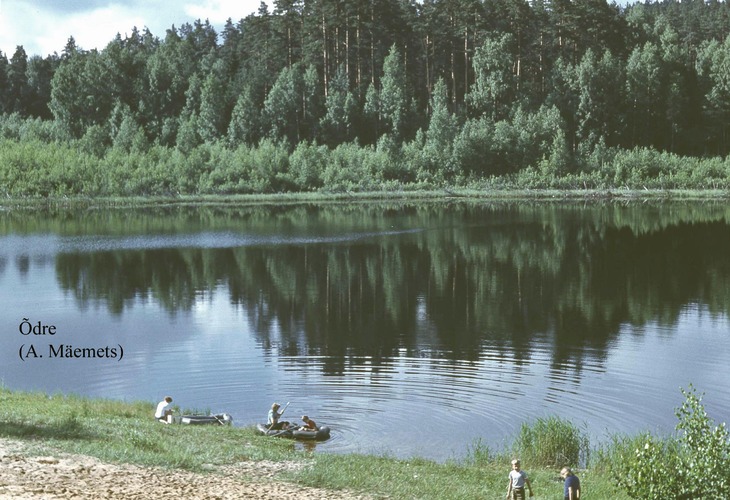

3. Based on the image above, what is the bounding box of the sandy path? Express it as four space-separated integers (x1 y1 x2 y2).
0 439 374 499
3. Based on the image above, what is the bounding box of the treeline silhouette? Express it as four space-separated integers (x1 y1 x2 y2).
2 0 730 196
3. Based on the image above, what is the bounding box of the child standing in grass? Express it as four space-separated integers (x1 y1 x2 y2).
506 459 534 499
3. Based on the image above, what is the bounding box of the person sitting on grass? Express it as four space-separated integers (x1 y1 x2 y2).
154 396 174 423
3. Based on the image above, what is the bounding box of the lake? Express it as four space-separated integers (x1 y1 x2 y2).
1 200 729 462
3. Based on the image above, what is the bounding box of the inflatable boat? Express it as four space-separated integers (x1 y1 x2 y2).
179 413 233 425
292 425 331 440
255 423 330 441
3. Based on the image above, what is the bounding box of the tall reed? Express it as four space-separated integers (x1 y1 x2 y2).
511 416 589 467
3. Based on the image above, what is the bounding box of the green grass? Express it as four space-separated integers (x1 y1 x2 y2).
1 187 729 212
0 389 296 470
0 388 631 499
300 454 628 499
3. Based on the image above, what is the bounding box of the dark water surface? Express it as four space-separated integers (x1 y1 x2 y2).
1 201 729 461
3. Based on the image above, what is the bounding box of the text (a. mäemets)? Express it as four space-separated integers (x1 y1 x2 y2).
17 318 124 362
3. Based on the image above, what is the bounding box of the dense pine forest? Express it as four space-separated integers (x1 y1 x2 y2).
2 0 730 197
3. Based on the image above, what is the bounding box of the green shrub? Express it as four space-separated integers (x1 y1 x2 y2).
597 433 681 499
288 140 327 190
512 416 588 468
250 139 291 192
607 386 730 499
674 386 730 497
322 142 377 192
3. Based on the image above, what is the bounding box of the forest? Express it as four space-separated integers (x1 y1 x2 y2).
2 0 730 197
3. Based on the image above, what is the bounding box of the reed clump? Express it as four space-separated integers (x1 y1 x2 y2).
511 415 590 468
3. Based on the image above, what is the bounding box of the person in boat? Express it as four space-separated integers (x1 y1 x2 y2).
267 402 288 430
299 415 317 431
155 396 174 423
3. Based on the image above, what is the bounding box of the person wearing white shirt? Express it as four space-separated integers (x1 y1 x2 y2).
155 396 174 423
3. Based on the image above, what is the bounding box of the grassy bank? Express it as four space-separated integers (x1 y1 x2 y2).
0 388 629 499
1 187 729 213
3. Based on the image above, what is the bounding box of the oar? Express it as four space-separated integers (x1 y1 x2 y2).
279 401 290 418
271 425 293 437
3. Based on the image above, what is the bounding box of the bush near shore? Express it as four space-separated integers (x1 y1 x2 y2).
3 386 726 498
1 125 730 199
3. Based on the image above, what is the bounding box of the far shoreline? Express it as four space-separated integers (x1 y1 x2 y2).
1 187 729 211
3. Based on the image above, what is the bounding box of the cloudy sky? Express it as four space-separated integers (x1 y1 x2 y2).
0 0 269 57
1 0 634 59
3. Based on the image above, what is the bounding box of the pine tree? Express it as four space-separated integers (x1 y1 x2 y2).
7 46 30 114
379 43 412 141
228 86 262 147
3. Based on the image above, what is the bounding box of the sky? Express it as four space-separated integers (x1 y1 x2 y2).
0 0 270 58
0 0 634 60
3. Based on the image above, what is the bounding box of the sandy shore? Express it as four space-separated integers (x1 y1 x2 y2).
0 438 374 499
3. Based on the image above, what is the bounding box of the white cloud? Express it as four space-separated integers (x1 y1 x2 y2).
0 1 36 56
1 2 147 56
59 6 148 52
0 0 266 58
184 0 265 25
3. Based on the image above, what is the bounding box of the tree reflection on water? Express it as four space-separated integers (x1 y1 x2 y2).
3 201 729 375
